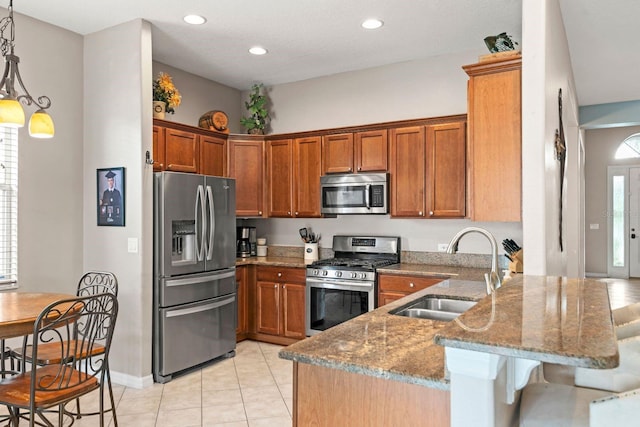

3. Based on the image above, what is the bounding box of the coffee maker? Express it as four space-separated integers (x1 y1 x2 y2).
236 226 256 257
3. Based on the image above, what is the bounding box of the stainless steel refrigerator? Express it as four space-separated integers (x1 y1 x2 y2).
153 171 236 383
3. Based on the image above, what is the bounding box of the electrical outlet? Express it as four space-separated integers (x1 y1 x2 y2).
437 243 449 252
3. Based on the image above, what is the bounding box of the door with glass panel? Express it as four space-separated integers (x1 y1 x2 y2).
608 167 628 278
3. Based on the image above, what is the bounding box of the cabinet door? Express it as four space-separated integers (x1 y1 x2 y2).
228 138 264 217
256 281 280 336
152 126 166 172
378 291 407 307
389 126 426 217
355 129 388 172
236 267 247 337
165 128 199 173
266 139 293 217
465 56 521 221
294 136 323 217
282 282 306 339
200 134 227 177
426 122 466 218
322 133 354 174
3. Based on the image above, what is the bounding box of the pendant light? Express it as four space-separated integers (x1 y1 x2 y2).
0 0 54 138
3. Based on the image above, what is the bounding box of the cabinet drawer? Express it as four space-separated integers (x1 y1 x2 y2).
378 274 443 293
257 266 306 283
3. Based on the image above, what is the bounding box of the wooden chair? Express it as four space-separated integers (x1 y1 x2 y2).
0 293 118 427
10 271 119 423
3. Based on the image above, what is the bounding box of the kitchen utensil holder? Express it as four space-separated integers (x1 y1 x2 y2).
304 243 318 261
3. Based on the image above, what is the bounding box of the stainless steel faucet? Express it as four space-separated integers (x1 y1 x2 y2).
446 226 502 295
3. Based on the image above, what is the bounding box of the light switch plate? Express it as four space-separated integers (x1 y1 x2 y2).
590 224 599 230
128 237 139 253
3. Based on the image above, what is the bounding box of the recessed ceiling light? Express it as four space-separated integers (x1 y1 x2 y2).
361 18 383 30
183 14 206 25
249 46 268 55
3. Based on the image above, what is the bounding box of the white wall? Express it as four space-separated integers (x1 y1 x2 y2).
12 9 84 292
152 61 242 133
521 0 579 277
84 19 153 387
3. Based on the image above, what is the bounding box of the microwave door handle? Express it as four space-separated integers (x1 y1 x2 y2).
365 183 371 209
206 185 215 260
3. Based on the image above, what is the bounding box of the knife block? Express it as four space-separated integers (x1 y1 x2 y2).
509 249 523 273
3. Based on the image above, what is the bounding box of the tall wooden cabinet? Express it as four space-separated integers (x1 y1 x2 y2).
228 135 265 217
464 53 522 221
266 136 322 218
389 123 465 218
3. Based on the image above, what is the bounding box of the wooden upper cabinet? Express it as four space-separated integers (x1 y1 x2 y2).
464 54 522 221
426 122 466 218
322 133 354 174
199 134 227 177
355 129 388 172
389 126 426 217
266 139 294 217
294 136 322 217
323 130 387 174
228 136 265 217
152 125 166 172
164 128 199 173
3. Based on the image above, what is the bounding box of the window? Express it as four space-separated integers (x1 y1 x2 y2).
0 126 17 288
615 133 640 159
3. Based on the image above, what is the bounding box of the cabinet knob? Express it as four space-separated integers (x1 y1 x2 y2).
358 167 362 171
274 284 277 288
348 167 352 172
429 211 434 216
283 285 286 289
295 212 299 216
409 283 415 288
277 272 282 277
258 211 263 215
287 211 291 215
419 211 423 216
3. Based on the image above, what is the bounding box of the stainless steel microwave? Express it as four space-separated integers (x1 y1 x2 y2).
320 173 389 215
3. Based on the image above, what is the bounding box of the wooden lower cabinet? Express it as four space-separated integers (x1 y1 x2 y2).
377 273 442 306
252 266 306 345
293 362 450 427
236 266 248 342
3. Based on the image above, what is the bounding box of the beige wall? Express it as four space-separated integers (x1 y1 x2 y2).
584 126 640 275
11 9 84 293
152 62 242 133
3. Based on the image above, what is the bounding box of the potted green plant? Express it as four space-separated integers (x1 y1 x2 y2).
240 83 269 134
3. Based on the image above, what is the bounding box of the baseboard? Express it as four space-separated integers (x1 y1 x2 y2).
586 272 608 278
110 370 155 389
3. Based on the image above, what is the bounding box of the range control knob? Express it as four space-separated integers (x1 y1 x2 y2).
313 269 319 276
351 272 357 278
360 273 367 279
322 270 328 276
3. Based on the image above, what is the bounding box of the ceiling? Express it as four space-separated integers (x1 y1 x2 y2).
8 0 640 107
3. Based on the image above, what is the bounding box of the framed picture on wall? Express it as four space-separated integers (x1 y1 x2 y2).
97 167 125 226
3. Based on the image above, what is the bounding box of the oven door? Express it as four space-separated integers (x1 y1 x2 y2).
305 277 375 336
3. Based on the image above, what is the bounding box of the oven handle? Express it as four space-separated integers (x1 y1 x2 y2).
365 183 371 210
306 277 374 291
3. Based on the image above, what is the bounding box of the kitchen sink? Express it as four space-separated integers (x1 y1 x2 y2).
391 296 477 322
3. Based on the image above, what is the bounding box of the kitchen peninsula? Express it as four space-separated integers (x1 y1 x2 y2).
279 275 618 427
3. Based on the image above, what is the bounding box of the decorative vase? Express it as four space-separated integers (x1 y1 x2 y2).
249 128 264 135
153 101 166 119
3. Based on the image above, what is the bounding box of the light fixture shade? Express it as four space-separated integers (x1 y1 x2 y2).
28 109 54 138
0 98 25 127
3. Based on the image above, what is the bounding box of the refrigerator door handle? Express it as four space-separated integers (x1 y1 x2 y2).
206 185 215 261
195 184 206 261
165 270 236 287
165 295 236 318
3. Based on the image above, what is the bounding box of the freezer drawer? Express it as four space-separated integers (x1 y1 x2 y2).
159 268 236 307
155 294 236 382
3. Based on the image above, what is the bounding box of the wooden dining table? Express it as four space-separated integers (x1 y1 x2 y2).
0 292 76 339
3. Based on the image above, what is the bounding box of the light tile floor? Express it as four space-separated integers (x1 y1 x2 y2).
0 341 292 427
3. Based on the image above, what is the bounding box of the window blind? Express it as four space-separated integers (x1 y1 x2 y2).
0 126 17 289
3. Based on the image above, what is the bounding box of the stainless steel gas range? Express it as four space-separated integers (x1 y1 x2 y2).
305 235 401 336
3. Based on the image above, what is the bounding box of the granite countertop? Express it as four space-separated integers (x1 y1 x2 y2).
235 256 310 268
279 279 487 390
279 275 619 390
434 275 619 369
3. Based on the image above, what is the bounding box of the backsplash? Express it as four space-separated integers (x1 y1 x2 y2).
266 245 507 269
